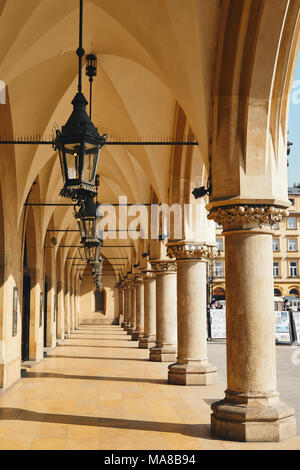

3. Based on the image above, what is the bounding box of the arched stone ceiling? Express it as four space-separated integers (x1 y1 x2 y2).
0 0 223 283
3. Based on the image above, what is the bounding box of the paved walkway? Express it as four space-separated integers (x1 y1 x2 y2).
0 325 299 450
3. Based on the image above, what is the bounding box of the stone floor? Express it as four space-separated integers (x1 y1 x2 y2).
0 324 299 450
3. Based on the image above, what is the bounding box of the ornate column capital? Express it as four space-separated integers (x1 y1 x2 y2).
133 273 144 284
142 270 156 280
150 259 177 273
208 204 289 232
166 242 217 261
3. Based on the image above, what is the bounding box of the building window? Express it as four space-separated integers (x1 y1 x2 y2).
216 238 223 252
289 198 295 206
273 262 280 278
289 288 299 297
274 288 282 296
273 222 279 230
288 239 297 252
289 261 298 277
272 239 279 252
214 261 224 277
287 217 297 229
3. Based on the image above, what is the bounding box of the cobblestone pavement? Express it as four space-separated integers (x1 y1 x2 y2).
207 341 300 434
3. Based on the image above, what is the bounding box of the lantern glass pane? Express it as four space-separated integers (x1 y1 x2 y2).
77 218 86 240
82 143 99 183
64 143 81 181
86 219 95 239
58 149 66 183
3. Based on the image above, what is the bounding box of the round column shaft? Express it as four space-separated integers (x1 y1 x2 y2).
124 287 131 331
119 286 125 326
166 243 218 385
209 204 296 442
127 284 136 336
132 277 144 341
122 286 128 329
149 261 177 362
139 273 156 349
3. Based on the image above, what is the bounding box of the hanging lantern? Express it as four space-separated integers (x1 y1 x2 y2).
75 195 103 242
54 0 107 201
55 93 107 201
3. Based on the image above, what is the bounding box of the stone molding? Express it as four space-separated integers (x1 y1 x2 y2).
208 204 289 230
142 270 156 280
166 243 217 260
150 260 177 273
133 274 144 284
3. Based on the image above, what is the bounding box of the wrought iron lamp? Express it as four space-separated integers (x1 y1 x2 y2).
54 0 107 201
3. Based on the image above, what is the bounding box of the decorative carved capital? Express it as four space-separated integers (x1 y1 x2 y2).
208 204 289 231
150 260 177 273
142 270 156 280
166 243 217 260
133 274 144 284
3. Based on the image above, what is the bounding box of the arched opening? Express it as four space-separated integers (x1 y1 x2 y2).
289 288 299 297
22 235 31 361
212 287 225 301
94 289 106 313
44 278 48 347
22 206 37 362
274 288 282 297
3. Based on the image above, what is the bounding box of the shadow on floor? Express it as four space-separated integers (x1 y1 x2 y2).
60 345 137 349
0 407 215 440
47 355 150 362
68 337 132 341
23 371 167 385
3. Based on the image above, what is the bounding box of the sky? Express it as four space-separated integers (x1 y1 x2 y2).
287 51 300 187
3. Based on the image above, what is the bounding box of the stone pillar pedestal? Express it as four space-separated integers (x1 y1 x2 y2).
166 243 218 385
208 204 296 442
149 261 177 362
132 276 144 341
139 272 156 349
127 284 136 337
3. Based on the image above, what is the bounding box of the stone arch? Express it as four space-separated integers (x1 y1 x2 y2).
274 287 282 297
210 0 300 206
289 287 299 297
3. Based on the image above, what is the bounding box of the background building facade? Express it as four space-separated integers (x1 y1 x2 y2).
213 184 300 301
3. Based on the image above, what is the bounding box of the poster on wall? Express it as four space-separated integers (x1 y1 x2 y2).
292 311 300 345
210 309 226 339
12 287 18 337
274 311 293 344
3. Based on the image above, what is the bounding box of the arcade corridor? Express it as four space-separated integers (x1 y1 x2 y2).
0 324 299 451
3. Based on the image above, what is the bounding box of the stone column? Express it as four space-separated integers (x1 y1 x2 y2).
127 282 136 336
124 286 131 331
122 284 128 328
208 204 295 442
139 271 156 349
149 261 177 362
166 242 218 385
132 276 144 341
119 284 125 326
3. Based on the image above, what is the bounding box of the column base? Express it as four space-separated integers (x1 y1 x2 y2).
168 361 218 386
127 327 135 335
149 345 177 362
131 329 140 341
211 394 296 442
139 335 156 349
